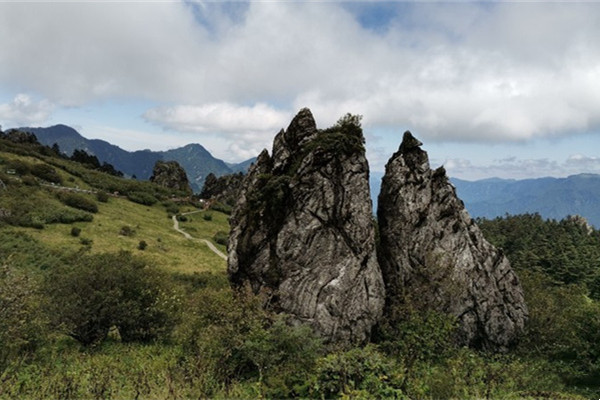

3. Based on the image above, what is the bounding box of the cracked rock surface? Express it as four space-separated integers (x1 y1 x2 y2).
228 109 385 345
377 131 528 351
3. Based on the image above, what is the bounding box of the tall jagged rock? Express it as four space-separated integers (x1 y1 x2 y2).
149 160 192 195
228 109 385 344
377 131 528 351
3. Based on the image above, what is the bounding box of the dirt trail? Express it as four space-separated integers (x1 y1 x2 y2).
171 213 227 261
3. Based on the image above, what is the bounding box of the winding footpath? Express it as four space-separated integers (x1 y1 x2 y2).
171 212 227 261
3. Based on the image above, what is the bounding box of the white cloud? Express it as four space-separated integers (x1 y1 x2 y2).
444 154 600 181
2 1 600 149
144 102 290 134
143 102 292 159
0 94 54 127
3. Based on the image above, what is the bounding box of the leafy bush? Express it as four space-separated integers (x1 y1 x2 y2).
6 159 31 175
58 192 98 213
44 251 180 346
203 213 213 221
70 227 81 237
306 344 404 399
209 201 232 215
79 237 93 246
138 240 147 251
96 191 109 203
517 271 600 380
213 231 228 246
44 208 93 224
21 175 39 186
0 265 46 373
178 287 323 397
127 191 158 206
31 163 62 184
162 201 179 215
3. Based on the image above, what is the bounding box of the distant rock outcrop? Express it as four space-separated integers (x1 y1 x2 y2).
228 109 385 345
200 172 245 207
377 131 528 351
149 160 192 195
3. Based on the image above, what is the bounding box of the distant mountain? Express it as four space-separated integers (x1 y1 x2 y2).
23 124 254 192
227 158 256 173
451 174 600 228
370 171 600 227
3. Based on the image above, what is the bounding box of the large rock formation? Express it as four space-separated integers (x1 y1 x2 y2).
228 109 385 344
200 172 245 207
149 160 192 195
377 131 528 351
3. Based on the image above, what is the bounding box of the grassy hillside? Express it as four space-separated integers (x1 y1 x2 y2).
0 136 226 275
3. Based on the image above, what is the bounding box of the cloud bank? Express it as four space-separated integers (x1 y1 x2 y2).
1 1 600 159
0 94 54 127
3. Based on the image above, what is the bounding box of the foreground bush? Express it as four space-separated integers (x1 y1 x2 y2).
0 265 46 373
178 287 323 397
44 251 180 346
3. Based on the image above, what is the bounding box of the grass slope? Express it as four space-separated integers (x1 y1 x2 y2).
17 198 227 276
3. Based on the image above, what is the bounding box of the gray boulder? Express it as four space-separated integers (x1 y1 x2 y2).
228 109 385 345
377 131 528 351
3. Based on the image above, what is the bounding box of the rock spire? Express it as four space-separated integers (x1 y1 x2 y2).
228 109 385 345
377 131 528 351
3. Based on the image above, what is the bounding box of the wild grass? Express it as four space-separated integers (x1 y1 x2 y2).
18 197 226 275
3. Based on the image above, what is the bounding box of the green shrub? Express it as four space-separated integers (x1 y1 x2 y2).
70 227 81 237
0 265 47 373
425 349 566 399
31 163 62 184
213 231 228 246
177 215 188 222
209 202 232 215
21 175 38 186
203 213 213 221
138 240 147 251
119 225 135 237
162 201 179 215
43 252 180 346
79 237 93 246
6 159 31 175
306 344 404 399
127 191 158 206
58 192 98 213
96 191 109 203
45 208 93 224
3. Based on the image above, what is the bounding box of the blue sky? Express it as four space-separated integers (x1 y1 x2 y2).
1 1 600 180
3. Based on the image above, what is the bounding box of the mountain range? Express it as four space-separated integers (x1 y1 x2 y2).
371 172 600 228
23 124 252 192
20 124 600 226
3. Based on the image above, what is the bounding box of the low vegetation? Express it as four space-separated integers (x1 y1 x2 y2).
1 131 599 398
